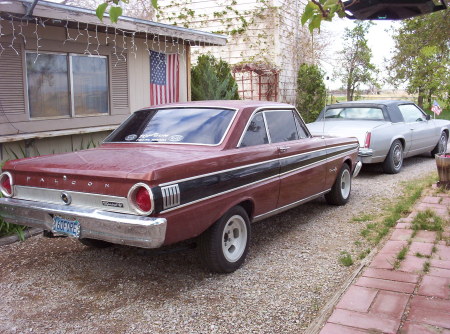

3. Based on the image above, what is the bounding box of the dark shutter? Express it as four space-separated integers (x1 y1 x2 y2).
0 43 25 115
110 52 129 114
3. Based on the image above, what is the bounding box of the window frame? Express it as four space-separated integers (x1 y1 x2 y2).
398 103 428 123
237 107 311 148
104 106 239 147
25 50 110 120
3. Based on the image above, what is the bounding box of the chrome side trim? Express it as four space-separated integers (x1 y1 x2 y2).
159 173 280 214
253 189 331 222
161 184 181 209
159 143 358 188
14 185 132 215
0 197 167 249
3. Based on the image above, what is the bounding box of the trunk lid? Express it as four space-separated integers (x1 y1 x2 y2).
307 120 387 146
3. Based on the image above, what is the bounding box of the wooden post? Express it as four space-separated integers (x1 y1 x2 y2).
186 44 191 101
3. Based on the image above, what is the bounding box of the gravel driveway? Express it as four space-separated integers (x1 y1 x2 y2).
0 156 437 334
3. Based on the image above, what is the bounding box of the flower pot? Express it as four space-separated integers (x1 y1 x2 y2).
435 154 450 189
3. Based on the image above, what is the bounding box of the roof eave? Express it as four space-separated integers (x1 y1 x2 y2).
0 0 227 46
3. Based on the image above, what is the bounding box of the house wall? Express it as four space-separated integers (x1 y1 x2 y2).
157 0 308 105
0 19 188 163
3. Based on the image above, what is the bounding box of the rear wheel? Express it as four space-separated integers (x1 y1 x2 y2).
431 131 448 157
198 206 250 273
79 238 112 248
325 163 351 206
383 140 403 174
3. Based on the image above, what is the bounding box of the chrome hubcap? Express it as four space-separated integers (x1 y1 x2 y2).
222 215 247 263
340 169 351 199
438 134 448 154
393 144 403 169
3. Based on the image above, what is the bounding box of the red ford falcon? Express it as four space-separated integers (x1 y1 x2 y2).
0 101 361 273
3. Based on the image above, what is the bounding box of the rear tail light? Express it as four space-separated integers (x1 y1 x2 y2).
0 172 13 197
364 132 371 148
128 183 153 215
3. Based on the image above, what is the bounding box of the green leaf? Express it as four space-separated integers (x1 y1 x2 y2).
109 6 123 23
308 14 322 33
151 0 158 9
96 3 108 22
301 3 315 26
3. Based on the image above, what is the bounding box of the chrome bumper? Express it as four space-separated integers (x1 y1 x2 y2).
353 161 363 178
0 198 167 248
358 148 374 157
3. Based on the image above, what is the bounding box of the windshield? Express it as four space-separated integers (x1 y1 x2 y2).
324 107 385 121
105 107 236 145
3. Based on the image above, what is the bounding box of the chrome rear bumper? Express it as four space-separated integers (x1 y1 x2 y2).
0 198 166 248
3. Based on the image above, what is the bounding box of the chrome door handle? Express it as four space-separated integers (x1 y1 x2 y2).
278 146 290 153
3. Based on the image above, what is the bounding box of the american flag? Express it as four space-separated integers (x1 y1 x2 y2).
431 100 442 116
150 51 179 105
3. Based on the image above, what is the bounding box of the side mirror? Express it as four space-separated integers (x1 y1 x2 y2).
426 114 431 121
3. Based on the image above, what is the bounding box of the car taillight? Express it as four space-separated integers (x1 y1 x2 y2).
364 132 371 148
0 172 13 197
128 183 153 215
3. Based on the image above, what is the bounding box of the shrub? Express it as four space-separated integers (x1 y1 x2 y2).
191 54 239 100
296 63 326 123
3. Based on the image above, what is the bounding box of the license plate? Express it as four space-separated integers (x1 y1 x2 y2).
52 215 81 238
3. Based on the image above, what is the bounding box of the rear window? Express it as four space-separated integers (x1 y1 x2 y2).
324 107 385 121
105 108 236 145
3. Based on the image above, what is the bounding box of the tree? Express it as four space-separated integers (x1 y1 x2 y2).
387 11 450 109
300 0 448 33
296 63 326 122
336 21 377 101
191 55 239 101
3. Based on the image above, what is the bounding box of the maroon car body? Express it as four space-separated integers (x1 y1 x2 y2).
0 101 360 272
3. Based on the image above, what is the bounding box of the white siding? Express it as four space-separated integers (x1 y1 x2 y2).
158 0 311 104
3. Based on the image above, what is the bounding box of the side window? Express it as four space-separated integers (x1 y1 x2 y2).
398 104 426 123
293 112 309 139
240 112 269 147
265 110 299 143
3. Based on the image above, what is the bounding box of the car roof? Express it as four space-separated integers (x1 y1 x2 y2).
326 100 415 108
138 100 294 111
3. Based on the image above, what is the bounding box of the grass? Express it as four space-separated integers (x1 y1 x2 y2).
339 251 354 267
411 209 444 232
0 219 26 240
352 214 374 222
397 246 408 261
359 175 435 246
346 174 438 268
423 261 430 273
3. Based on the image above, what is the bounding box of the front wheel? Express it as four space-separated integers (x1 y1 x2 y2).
198 206 250 273
383 140 403 174
325 163 351 206
431 131 448 157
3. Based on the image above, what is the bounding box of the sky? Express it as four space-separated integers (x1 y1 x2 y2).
321 19 401 90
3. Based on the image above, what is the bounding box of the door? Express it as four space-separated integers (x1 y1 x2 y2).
263 109 327 209
398 104 437 155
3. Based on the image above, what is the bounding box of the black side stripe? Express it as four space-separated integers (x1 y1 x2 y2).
153 144 358 213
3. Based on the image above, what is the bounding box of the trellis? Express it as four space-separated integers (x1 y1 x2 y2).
232 63 279 101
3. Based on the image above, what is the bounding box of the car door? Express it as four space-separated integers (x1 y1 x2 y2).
263 109 327 209
237 111 281 216
398 104 438 155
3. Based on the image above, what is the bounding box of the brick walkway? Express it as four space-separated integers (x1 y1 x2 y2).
320 184 450 334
